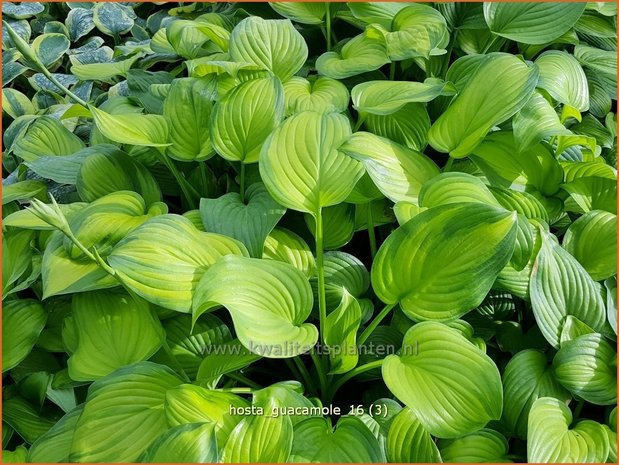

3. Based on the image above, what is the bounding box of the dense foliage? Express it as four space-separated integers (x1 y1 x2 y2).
2 1 618 463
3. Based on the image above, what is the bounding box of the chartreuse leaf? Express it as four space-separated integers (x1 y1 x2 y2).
196 339 261 388
372 203 517 321
528 397 610 462
535 51 589 112
2 300 47 372
484 3 586 44
66 291 164 381
316 30 389 79
502 350 570 439
200 183 285 257
89 105 170 147
163 77 216 162
513 91 571 152
387 407 440 463
165 384 248 447
193 255 318 358
530 229 607 348
340 131 439 203
419 172 500 208
28 406 82 463
212 76 284 164
13 116 85 162
253 381 318 426
138 423 218 463
70 55 138 83
263 228 315 278
352 79 454 117
2 181 47 205
364 103 430 151
606 277 617 335
553 333 617 406
312 251 370 310
381 4 449 60
324 290 362 374
269 2 326 24
382 322 503 438
439 429 511 463
77 150 161 207
70 362 183 462
108 215 247 312
563 210 616 281
290 416 385 462
562 176 617 214
260 111 363 216
428 53 538 158
305 203 355 250
2 229 34 296
229 17 307 82
346 2 409 28
283 76 349 116
163 314 231 380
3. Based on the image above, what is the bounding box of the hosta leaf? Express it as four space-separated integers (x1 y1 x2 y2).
3 397 58 444
269 2 326 25
312 251 369 310
66 291 164 381
28 406 82 463
89 105 170 147
324 290 362 374
563 210 616 281
138 423 218 463
212 75 284 164
107 214 247 312
2 2 44 19
439 429 511 463
283 76 349 116
165 384 248 446
70 362 183 462
2 88 35 119
196 339 261 388
253 381 318 426
382 4 450 60
372 203 517 321
531 229 607 348
70 57 137 84
483 3 586 44
76 150 161 207
352 78 454 116
290 416 385 462
340 131 439 203
346 2 410 29
553 333 617 406
2 229 34 296
316 31 389 79
2 300 47 372
163 77 216 162
418 172 500 209
200 183 285 257
528 397 610 462
387 407 441 463
562 176 617 214
263 228 315 278
513 91 571 152
92 2 134 36
574 45 617 93
428 53 538 158
13 116 85 162
305 203 355 250
364 103 430 151
31 33 70 68
535 50 589 112
382 321 503 438
66 8 95 41
260 111 363 216
502 349 570 439
2 180 47 205
606 277 617 336
193 256 318 358
229 16 307 82
221 397 293 463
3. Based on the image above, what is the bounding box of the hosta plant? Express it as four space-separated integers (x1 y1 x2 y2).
1 1 617 463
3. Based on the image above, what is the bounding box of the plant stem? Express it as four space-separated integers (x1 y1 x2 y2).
226 373 262 390
443 156 454 172
328 360 384 400
481 35 498 54
292 357 318 396
572 399 585 423
156 149 198 209
239 162 246 202
315 208 327 344
367 204 377 259
217 387 254 394
311 351 329 398
389 61 396 80
325 3 332 51
353 114 365 132
41 66 88 106
358 303 396 346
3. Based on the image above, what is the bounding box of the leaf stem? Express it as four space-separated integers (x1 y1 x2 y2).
367 204 377 259
572 399 585 423
43 68 89 107
226 373 262 390
156 148 198 209
325 3 332 51
315 208 327 344
286 358 317 397
217 387 254 394
353 114 365 132
310 351 329 398
443 156 454 172
358 303 396 346
389 61 396 80
328 360 384 400
239 162 246 202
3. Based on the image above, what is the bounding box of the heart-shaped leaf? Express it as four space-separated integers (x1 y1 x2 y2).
13 116 85 162
535 51 589 112
138 423 218 463
439 429 511 463
372 203 517 321
193 255 318 358
387 407 441 463
200 183 286 257
283 76 349 116
263 228 315 278
316 31 389 79
89 106 170 147
382 321 503 438
269 2 326 25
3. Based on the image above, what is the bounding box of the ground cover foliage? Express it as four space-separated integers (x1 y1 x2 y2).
1 1 618 463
